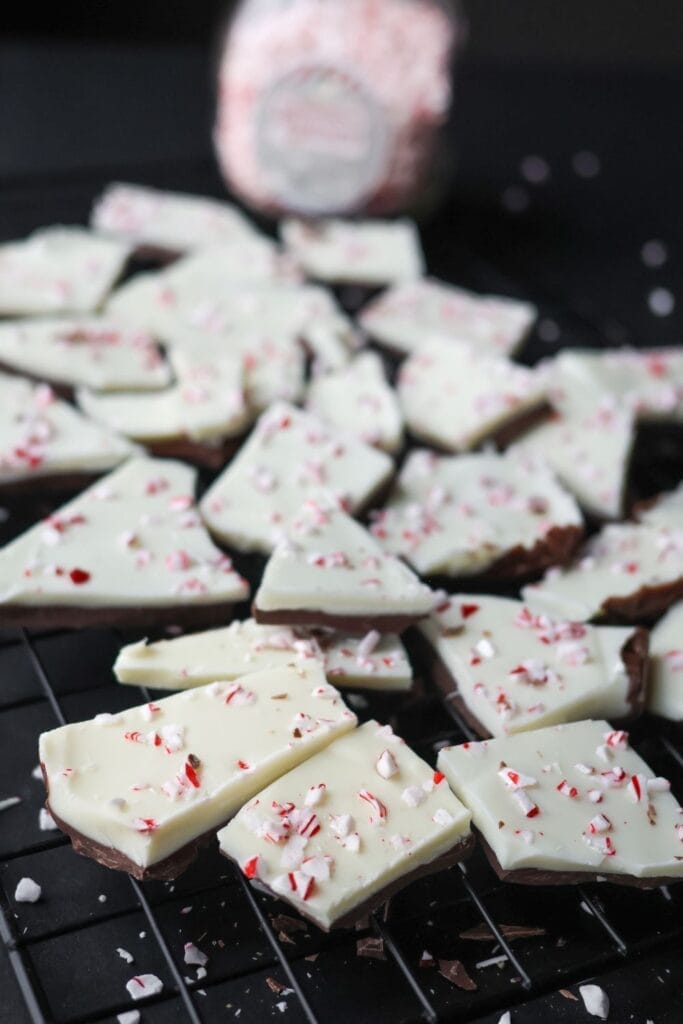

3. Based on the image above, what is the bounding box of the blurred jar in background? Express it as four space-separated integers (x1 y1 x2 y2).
215 0 462 218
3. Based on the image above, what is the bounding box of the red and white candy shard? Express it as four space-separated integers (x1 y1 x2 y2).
218 720 471 930
253 495 433 628
0 373 137 488
438 719 683 881
125 974 163 1001
523 521 683 623
647 600 683 721
0 456 249 613
360 277 536 358
114 617 413 693
419 593 640 737
372 448 581 579
38 663 356 876
0 226 131 316
200 402 393 555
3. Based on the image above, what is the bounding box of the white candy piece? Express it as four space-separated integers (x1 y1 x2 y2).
114 618 413 693
0 456 249 613
579 983 610 1020
39 807 58 831
254 496 433 624
91 182 260 255
39 664 356 875
306 352 403 454
77 350 249 444
524 522 683 622
0 227 130 315
0 373 137 488
420 595 643 736
15 877 42 903
200 402 393 554
0 318 170 393
647 601 683 721
398 337 547 453
360 277 536 358
280 218 424 286
438 720 683 881
371 448 582 578
125 974 163 1001
218 721 471 930
117 1011 141 1024
637 481 683 531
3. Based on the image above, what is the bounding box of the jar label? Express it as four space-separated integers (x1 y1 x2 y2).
255 64 389 215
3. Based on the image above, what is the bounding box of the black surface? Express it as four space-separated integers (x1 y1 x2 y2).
1 41 682 1024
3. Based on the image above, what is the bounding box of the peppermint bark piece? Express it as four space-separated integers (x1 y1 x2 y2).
218 720 472 930
419 595 648 738
253 498 433 634
438 720 683 886
200 403 394 554
306 352 403 454
39 663 357 879
371 449 582 580
647 602 683 721
115 619 413 692
0 318 170 395
0 456 249 628
523 522 683 623
280 218 424 286
398 338 549 452
0 227 130 315
359 278 536 358
0 374 136 493
77 351 249 467
91 182 260 259
636 482 683 530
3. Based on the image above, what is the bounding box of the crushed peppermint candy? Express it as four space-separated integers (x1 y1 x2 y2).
125 974 164 1000
183 942 208 967
14 877 42 903
579 983 610 1020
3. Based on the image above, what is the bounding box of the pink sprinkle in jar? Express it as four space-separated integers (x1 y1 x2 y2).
215 0 462 217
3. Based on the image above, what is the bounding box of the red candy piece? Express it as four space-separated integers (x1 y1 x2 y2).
460 603 480 619
69 568 91 585
243 855 259 879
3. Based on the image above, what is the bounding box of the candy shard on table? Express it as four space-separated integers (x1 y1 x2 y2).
523 521 683 623
438 719 683 885
0 373 138 491
253 495 433 634
359 277 536 358
371 448 582 579
398 337 549 453
647 601 683 720
39 663 357 879
200 402 394 555
279 218 424 286
0 455 249 627
419 594 648 737
306 352 403 454
0 226 131 316
114 617 413 692
218 720 472 930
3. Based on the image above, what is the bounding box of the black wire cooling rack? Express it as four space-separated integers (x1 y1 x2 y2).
1 165 682 1023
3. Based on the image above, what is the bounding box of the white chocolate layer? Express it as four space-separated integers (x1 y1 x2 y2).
360 278 536 357
0 318 170 393
77 351 248 444
647 602 683 721
637 483 683 531
523 523 683 622
254 497 433 621
91 182 260 254
0 374 136 486
114 619 412 692
200 403 393 554
420 595 641 736
0 227 130 315
39 664 357 870
371 449 582 577
0 456 249 608
398 337 547 452
280 218 424 285
218 720 471 930
438 720 683 880
306 352 403 453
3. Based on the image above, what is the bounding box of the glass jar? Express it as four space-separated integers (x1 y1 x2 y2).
214 0 462 218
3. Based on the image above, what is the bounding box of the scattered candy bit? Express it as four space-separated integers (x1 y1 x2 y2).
183 942 208 967
14 877 41 903
356 936 386 961
438 958 477 991
125 974 164 1001
0 796 21 812
579 983 610 1020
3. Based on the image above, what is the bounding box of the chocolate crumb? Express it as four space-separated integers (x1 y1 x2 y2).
188 753 201 769
271 914 307 934
278 931 295 946
438 959 477 991
356 937 386 961
459 923 546 942
419 950 436 969
498 820 505 829
559 988 578 1001
304 953 319 962
271 693 288 700
266 977 286 994
292 728 302 738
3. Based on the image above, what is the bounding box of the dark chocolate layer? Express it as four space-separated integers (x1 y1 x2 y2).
252 604 427 636
601 577 683 625
0 600 239 631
